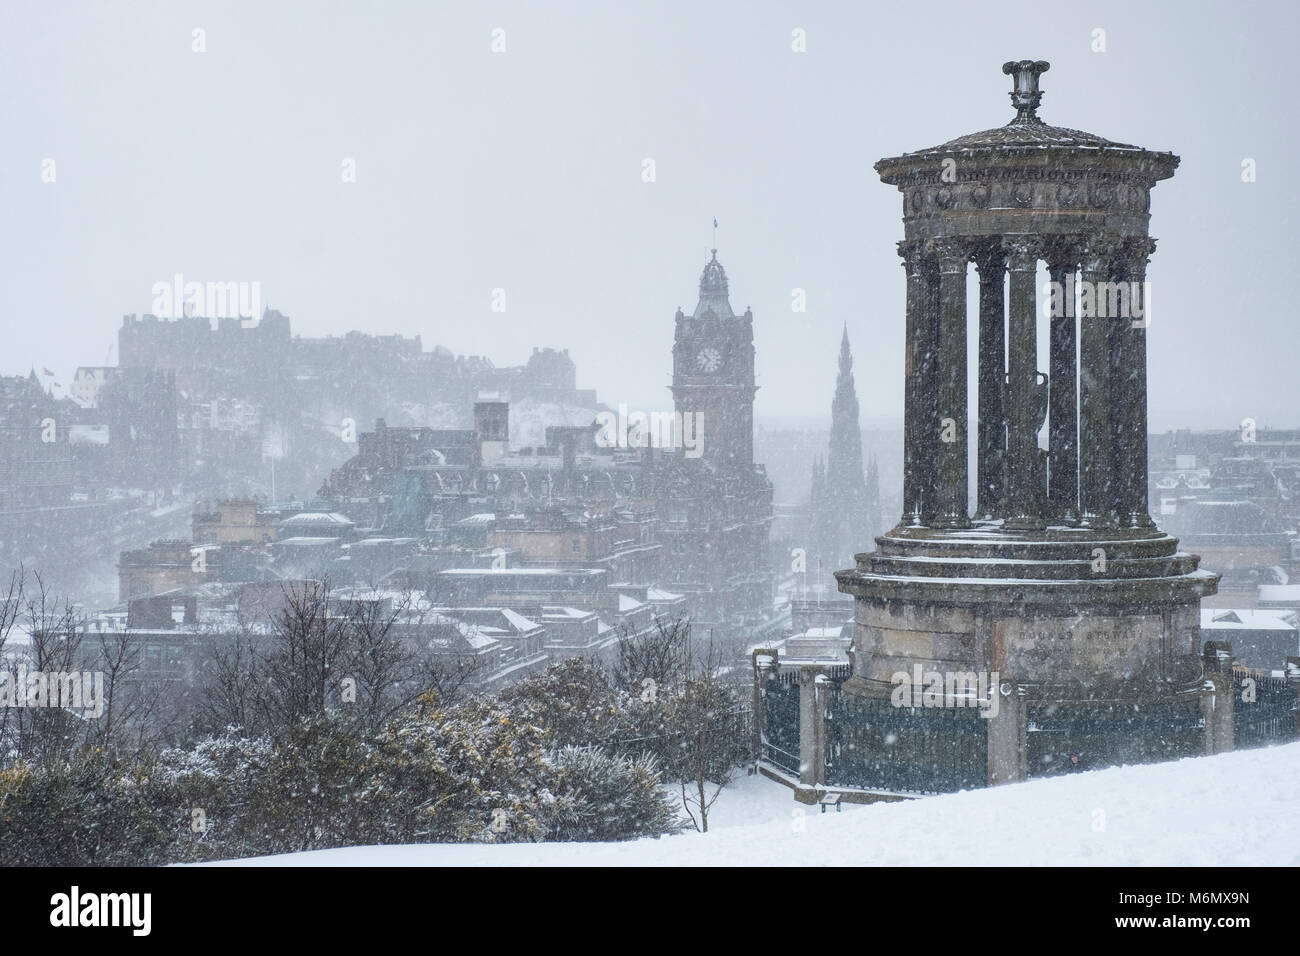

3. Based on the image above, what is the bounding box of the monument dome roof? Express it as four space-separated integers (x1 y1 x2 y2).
926 119 1135 153
881 60 1165 166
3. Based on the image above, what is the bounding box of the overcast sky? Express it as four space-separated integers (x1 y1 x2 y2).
2 0 1295 433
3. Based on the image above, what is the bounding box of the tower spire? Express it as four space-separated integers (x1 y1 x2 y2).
809 329 871 584
694 248 733 318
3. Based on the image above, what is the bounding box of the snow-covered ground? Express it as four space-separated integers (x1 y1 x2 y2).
208 742 1300 866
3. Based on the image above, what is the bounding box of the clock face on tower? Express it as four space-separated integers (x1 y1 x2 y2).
696 348 722 373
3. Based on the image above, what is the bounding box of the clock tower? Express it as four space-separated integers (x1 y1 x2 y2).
670 249 757 470
659 246 773 636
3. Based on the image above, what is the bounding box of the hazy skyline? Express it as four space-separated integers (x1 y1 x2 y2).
2 0 1296 432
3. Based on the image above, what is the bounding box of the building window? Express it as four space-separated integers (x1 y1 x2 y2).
572 539 581 554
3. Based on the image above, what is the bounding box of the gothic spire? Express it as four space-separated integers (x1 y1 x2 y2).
828 328 865 491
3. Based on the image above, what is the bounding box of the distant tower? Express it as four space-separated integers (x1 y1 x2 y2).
658 247 773 634
809 328 874 586
474 400 509 465
670 250 757 470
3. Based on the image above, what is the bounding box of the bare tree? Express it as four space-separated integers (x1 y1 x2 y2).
611 615 689 694
252 579 353 736
87 627 186 755
413 622 484 707
195 619 263 736
667 639 749 834
90 627 140 750
3 571 86 766
406 577 484 706
192 579 484 736
0 569 25 758
341 588 439 723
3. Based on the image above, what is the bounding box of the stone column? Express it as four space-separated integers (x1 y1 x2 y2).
900 241 928 526
921 251 941 525
1002 237 1044 530
751 648 778 765
1201 641 1235 755
974 245 1006 519
1111 238 1157 529
932 239 970 529
1287 658 1300 738
1078 236 1120 528
1046 246 1079 524
797 665 828 787
983 614 1026 784
986 681 1026 785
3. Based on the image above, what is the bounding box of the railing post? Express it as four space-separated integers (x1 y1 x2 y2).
798 664 829 789
1202 641 1235 755
751 648 778 766
986 679 1026 785
1286 657 1300 739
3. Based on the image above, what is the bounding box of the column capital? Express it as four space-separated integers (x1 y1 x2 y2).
1080 234 1125 273
1043 235 1085 271
932 237 971 273
971 243 1006 277
1118 237 1157 277
1000 235 1044 270
897 239 930 274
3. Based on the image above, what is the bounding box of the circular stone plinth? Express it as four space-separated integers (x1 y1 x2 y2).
835 520 1219 609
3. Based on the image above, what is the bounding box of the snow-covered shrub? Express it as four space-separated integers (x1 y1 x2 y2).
544 745 682 842
0 751 180 866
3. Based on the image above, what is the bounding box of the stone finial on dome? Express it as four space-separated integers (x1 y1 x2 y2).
1002 59 1050 124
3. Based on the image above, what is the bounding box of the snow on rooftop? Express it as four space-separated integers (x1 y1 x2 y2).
540 606 591 620
279 511 354 526
499 608 540 631
457 629 498 650
1201 609 1298 630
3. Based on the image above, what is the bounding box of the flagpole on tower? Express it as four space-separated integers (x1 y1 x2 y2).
712 217 717 249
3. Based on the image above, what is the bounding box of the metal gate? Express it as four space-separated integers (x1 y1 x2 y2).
825 686 988 794
1234 668 1296 749
760 672 800 775
1026 699 1203 777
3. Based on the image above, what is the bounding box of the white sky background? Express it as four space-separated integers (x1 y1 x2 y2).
0 0 1295 433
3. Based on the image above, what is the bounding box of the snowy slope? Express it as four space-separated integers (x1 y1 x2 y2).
208 742 1300 866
